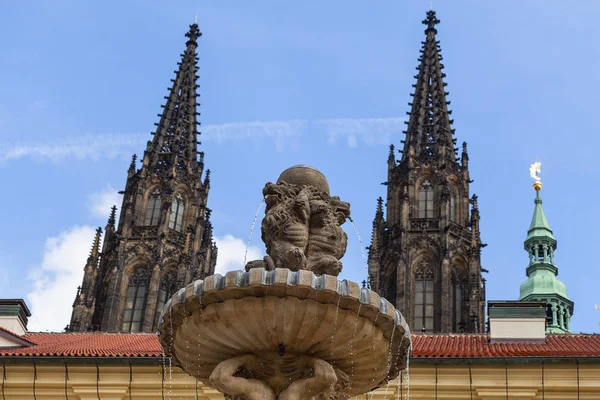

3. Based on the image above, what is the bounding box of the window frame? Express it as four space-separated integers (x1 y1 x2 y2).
414 264 434 333
145 189 162 226
418 180 435 218
169 194 185 232
121 267 149 332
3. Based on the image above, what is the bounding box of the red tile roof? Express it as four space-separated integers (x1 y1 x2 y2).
411 334 600 358
1 333 600 359
0 332 163 357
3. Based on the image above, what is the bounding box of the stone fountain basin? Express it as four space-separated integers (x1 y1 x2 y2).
158 268 411 397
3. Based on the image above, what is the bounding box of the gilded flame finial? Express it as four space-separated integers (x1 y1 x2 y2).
529 161 542 191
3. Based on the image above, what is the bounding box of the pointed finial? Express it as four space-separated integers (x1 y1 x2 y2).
194 14 198 24
186 22 202 44
376 197 384 213
388 144 395 160
129 154 137 172
529 160 542 192
423 10 440 33
203 169 211 187
108 205 117 228
88 227 103 263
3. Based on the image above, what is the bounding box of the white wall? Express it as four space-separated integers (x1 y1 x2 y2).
490 317 546 343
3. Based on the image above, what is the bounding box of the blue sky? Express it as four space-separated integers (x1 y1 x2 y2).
1 0 599 333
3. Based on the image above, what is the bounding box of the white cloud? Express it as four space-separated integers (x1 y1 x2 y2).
27 225 96 332
203 120 306 152
319 117 405 147
214 234 264 275
0 117 405 164
0 133 144 163
88 186 122 221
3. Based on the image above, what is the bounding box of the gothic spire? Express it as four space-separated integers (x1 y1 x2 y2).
401 10 456 164
146 23 202 174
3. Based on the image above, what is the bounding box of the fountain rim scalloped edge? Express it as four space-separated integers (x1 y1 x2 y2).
157 267 412 386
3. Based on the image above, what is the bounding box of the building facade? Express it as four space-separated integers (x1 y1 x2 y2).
68 23 217 334
1 331 600 399
368 11 486 334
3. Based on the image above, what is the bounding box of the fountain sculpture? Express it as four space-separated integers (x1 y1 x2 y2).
158 165 411 400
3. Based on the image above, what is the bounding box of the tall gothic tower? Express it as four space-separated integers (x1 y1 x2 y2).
368 11 486 334
68 23 217 333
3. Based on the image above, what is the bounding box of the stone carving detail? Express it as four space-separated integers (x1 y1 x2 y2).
210 353 349 400
409 218 440 231
132 226 159 238
245 166 350 276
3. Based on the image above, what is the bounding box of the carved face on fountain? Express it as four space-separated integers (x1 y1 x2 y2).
245 165 351 276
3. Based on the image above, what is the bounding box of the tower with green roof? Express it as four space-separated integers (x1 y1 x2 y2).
519 164 573 333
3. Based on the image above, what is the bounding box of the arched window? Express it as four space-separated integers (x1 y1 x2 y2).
169 194 185 232
450 195 456 222
145 189 162 226
451 269 465 332
122 267 149 332
418 180 434 218
154 270 178 329
414 264 434 332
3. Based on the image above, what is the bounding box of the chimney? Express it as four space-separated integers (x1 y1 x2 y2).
488 301 546 344
0 299 31 336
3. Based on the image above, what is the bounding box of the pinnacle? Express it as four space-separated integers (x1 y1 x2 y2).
129 154 137 172
107 206 117 228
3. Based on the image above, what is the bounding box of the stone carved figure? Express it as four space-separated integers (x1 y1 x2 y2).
209 352 350 400
245 166 350 276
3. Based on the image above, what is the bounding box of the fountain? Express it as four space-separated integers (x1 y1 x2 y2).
158 165 411 399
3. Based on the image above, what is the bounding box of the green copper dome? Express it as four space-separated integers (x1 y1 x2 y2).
519 187 573 334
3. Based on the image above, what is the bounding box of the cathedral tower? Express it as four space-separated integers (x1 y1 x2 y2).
69 23 217 333
368 11 486 333
519 175 573 333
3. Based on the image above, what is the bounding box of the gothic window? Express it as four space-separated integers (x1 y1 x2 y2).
451 269 465 332
418 180 435 218
169 194 185 232
145 189 162 226
414 264 434 332
450 195 456 222
122 268 149 332
154 269 178 329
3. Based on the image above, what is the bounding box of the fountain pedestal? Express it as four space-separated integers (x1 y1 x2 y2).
158 166 411 399
159 268 410 399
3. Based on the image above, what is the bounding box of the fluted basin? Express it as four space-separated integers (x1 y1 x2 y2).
158 268 410 398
